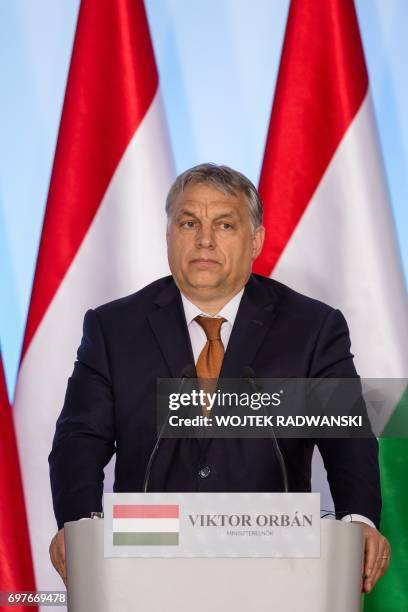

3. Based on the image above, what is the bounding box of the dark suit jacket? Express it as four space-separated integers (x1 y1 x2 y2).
49 274 381 529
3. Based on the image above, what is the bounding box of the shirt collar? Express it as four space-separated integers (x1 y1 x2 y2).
181 288 244 327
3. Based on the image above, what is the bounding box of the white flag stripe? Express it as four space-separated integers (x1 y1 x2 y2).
113 518 179 533
13 91 173 592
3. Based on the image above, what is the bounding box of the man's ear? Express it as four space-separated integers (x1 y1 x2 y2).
252 225 265 260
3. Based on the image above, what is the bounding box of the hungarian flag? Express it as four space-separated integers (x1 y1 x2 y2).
13 0 173 593
113 505 180 546
0 350 37 611
254 1 408 609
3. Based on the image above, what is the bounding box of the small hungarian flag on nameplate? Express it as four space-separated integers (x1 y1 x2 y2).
112 505 179 546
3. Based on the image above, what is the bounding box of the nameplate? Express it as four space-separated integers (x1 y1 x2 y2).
103 492 320 558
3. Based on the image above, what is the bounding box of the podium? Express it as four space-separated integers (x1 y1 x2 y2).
65 516 363 611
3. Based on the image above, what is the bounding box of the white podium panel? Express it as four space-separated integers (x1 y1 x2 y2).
65 517 363 612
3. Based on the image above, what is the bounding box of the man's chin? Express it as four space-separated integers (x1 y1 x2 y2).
185 271 224 290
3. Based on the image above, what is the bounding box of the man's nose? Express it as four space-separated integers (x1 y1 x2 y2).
196 223 214 248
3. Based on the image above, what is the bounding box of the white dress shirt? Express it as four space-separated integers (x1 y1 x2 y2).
181 288 244 363
179 289 375 529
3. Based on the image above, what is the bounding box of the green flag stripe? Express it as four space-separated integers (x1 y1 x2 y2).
113 532 179 546
364 435 408 612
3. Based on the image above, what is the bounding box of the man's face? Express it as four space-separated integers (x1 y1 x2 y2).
166 182 265 304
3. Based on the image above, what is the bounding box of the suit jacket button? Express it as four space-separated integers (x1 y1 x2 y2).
199 466 211 479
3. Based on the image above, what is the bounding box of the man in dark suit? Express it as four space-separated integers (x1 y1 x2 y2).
49 163 390 591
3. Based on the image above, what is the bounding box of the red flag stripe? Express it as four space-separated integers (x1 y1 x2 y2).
22 0 158 358
113 505 180 519
254 0 368 276
0 354 37 609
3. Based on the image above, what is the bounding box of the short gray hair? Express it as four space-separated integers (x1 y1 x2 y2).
166 163 263 229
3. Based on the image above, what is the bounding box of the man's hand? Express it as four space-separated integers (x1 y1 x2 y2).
355 522 390 593
49 528 66 586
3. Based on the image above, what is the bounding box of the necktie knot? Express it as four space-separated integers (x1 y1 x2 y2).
195 315 226 341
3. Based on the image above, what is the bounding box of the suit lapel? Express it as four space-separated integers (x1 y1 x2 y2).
149 275 280 378
148 280 195 377
220 275 279 378
200 275 280 452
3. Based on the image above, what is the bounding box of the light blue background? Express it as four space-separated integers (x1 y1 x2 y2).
0 0 407 398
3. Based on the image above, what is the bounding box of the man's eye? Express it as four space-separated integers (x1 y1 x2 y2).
180 220 196 228
220 222 233 230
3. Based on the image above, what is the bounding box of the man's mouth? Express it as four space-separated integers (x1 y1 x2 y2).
190 259 220 268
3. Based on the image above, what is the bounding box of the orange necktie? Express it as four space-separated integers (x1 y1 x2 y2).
195 316 226 415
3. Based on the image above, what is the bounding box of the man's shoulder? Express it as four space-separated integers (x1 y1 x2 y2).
251 274 336 319
92 275 175 320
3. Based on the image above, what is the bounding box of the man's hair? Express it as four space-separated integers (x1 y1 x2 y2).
165 163 263 229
